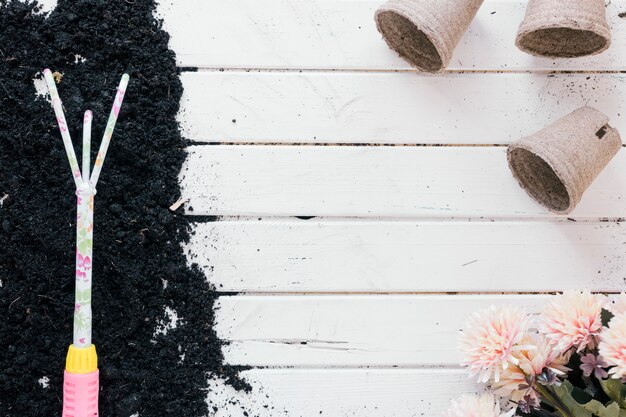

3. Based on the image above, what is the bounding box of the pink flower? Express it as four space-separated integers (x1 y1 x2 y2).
539 290 605 352
74 303 81 312
77 253 91 271
599 313 626 380
459 305 534 383
493 334 570 402
76 269 86 280
579 353 608 379
443 393 515 417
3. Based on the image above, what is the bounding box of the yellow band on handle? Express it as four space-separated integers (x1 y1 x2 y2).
65 344 98 374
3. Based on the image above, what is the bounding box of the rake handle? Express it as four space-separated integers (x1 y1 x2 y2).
62 370 99 417
63 344 99 417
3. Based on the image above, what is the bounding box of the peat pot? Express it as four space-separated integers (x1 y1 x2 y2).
374 0 484 72
516 0 611 58
507 107 622 214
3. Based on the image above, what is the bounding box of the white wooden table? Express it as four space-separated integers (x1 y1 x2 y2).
158 1 626 415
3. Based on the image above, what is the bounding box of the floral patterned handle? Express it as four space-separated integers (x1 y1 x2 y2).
74 183 94 347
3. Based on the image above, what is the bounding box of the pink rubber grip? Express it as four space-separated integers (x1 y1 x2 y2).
62 370 99 417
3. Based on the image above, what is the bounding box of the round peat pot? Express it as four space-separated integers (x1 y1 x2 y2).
516 0 611 58
374 0 485 72
507 107 622 214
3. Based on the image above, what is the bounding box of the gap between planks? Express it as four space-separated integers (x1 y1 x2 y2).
190 142 508 146
181 67 626 75
186 215 626 223
212 292 617 296
189 142 626 148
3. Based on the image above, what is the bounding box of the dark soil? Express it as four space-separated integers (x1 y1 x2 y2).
0 1 247 416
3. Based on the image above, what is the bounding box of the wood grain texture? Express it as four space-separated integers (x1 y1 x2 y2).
215 294 550 366
187 219 626 293
181 145 626 218
160 0 626 71
179 72 626 144
207 369 482 417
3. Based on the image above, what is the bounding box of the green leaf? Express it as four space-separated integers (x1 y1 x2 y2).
553 381 593 417
75 289 91 304
73 311 88 330
602 308 615 327
600 379 626 408
78 238 92 253
584 400 621 417
552 380 626 417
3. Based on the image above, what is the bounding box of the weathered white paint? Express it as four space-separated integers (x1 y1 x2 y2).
215 294 550 366
181 145 626 218
160 1 626 415
186 219 626 293
160 0 626 72
180 71 626 144
206 369 483 417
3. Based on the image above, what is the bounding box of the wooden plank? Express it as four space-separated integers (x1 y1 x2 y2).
215 294 550 366
207 368 482 417
179 72 626 144
187 219 626 293
181 145 626 218
160 0 626 72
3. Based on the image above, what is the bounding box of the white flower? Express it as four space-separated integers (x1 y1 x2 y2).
459 306 533 383
539 290 605 352
493 334 570 402
599 313 626 380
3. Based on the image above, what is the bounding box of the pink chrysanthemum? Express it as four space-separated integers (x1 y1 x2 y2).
606 293 626 316
539 290 605 352
460 305 534 383
443 394 515 417
493 334 570 402
599 313 626 380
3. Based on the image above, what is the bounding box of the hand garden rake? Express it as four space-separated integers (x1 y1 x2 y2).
44 68 129 417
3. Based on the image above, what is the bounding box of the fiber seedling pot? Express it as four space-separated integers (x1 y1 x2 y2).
516 0 611 58
374 0 485 72
507 107 622 214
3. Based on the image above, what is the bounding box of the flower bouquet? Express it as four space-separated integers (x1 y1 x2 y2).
445 291 626 417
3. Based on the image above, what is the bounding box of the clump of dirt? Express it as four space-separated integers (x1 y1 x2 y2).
0 1 247 416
